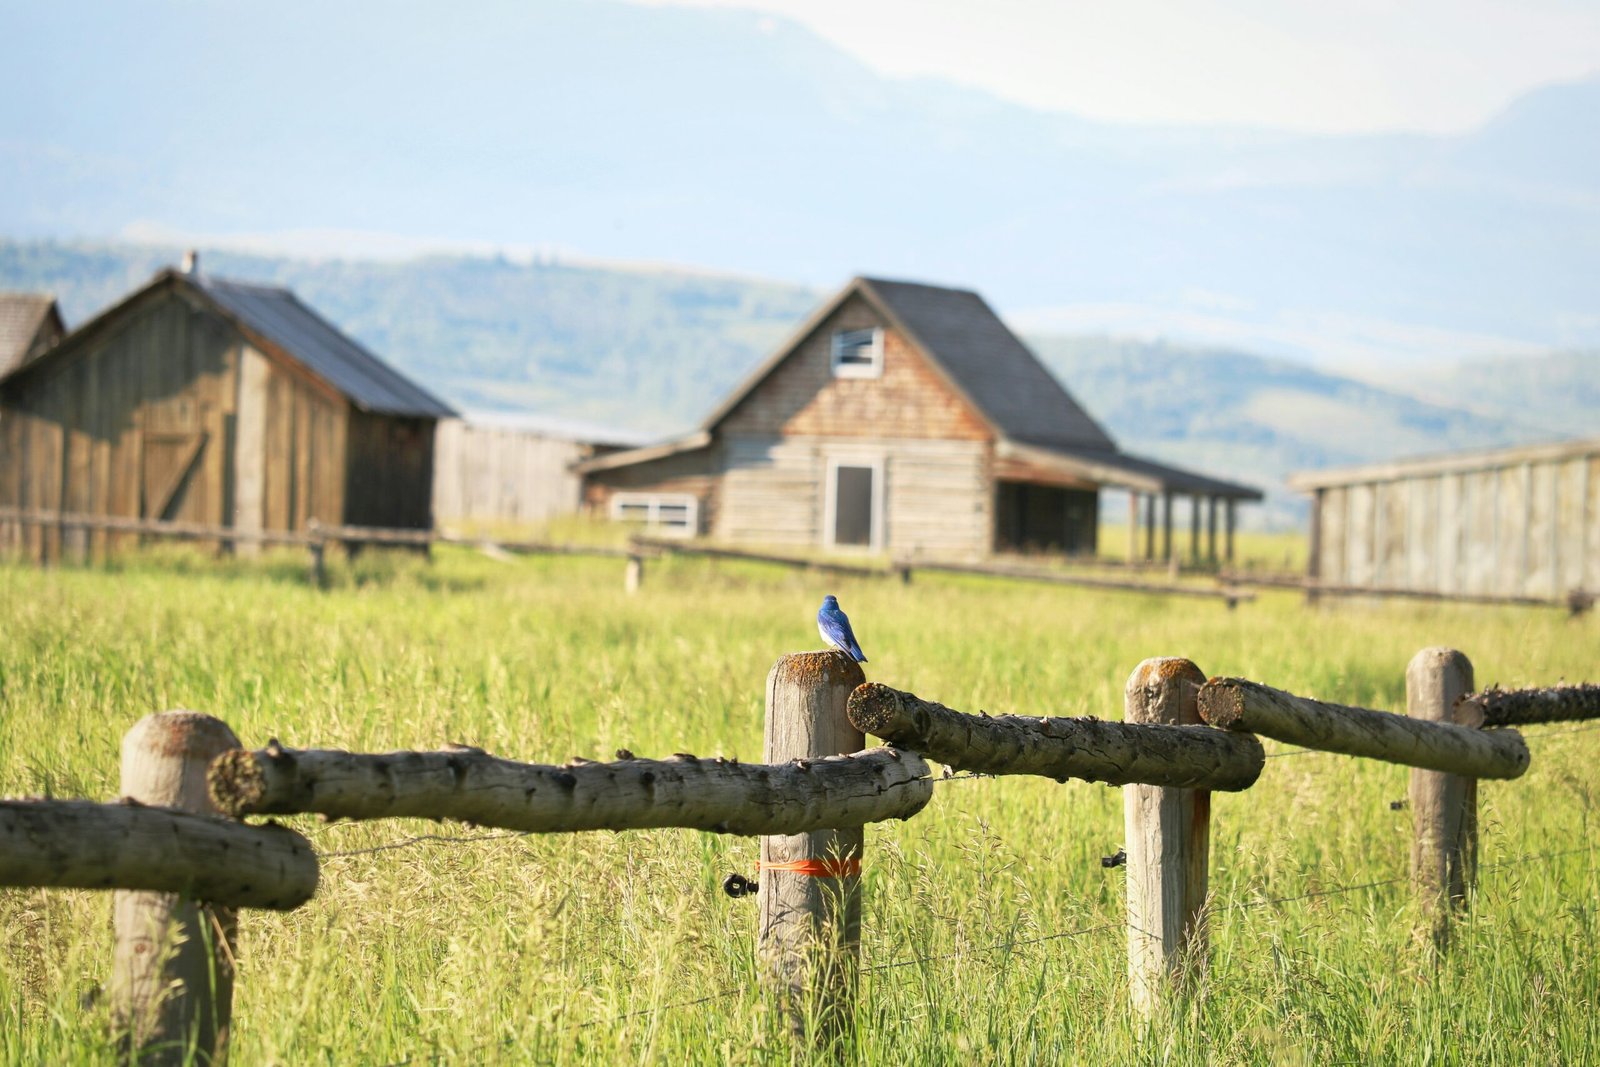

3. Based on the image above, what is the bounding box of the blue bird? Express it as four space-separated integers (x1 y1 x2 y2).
817 595 867 662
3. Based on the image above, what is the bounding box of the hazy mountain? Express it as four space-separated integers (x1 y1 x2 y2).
3 1 1598 371
4 239 1590 528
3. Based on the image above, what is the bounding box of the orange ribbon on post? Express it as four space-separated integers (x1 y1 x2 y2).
758 857 861 878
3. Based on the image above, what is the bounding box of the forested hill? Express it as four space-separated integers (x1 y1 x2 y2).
1 240 1587 526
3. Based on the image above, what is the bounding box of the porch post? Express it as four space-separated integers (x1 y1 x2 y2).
1224 499 1236 565
1206 496 1219 565
1160 490 1173 562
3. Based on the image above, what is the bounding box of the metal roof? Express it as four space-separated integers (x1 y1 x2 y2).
0 293 63 377
194 275 455 419
858 278 1117 452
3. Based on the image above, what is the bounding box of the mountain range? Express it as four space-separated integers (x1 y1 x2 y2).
3 0 1599 377
2 239 1590 528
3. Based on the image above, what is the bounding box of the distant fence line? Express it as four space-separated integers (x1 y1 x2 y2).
6 507 1591 612
4 648 1598 1061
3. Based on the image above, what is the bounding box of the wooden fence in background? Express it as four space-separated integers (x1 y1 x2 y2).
3 648 1596 1062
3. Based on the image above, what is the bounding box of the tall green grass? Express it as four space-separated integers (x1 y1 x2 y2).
2 547 1595 1064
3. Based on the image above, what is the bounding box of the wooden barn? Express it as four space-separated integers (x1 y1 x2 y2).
0 292 65 377
0 261 454 559
433 412 647 529
1290 437 1600 603
578 277 1260 559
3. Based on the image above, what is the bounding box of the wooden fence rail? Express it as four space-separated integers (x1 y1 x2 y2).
846 681 1264 790
0 799 317 909
1463 683 1600 727
208 739 933 835
1198 676 1530 778
5 652 1595 1057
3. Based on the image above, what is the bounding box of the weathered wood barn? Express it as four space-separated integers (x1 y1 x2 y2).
433 412 647 528
1290 437 1600 602
0 263 454 559
0 293 65 377
579 277 1260 559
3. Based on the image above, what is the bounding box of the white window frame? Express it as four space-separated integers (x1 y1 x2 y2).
822 456 885 552
610 492 699 538
829 327 883 379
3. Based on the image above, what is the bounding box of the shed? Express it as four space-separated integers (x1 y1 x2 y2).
578 276 1260 559
433 411 648 529
0 261 454 560
0 293 66 377
1289 437 1600 601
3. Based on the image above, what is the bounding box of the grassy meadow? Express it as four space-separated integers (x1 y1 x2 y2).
1 544 1597 1064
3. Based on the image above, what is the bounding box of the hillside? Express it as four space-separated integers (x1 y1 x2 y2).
1 239 1588 527
4 2 1600 368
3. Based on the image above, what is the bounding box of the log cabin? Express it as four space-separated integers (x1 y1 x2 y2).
578 277 1260 560
0 259 454 560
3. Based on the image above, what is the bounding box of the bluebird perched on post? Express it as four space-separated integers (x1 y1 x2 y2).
817 595 867 662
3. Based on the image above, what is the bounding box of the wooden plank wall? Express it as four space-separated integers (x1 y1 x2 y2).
1 290 239 562
342 412 433 529
582 447 720 536
716 434 990 557
432 419 587 526
1314 450 1600 598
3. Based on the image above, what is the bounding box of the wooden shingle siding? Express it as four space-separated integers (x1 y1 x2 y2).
1307 443 1600 599
719 294 988 443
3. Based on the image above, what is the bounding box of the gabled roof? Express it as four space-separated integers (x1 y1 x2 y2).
703 276 1117 452
0 292 65 377
0 270 454 420
193 275 454 418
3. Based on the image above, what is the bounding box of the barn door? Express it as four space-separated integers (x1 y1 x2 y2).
141 430 207 521
826 457 882 550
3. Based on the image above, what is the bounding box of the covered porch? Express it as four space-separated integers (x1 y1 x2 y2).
993 441 1263 565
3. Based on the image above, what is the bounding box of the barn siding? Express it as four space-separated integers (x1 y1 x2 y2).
719 293 989 442
1303 442 1600 600
343 412 434 529
433 420 591 526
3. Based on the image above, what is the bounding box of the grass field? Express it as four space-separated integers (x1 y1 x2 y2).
2 546 1596 1065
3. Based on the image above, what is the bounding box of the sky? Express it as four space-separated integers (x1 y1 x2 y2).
635 0 1600 134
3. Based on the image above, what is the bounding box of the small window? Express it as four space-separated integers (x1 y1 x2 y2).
830 327 883 379
610 493 699 537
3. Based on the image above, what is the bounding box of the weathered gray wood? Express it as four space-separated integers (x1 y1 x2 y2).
112 712 244 1066
0 506 313 545
1461 683 1600 726
0 798 316 909
759 651 867 1048
847 682 1263 791
1407 649 1477 950
633 535 890 579
898 559 1253 604
210 740 929 835
1198 677 1529 778
1124 658 1210 1018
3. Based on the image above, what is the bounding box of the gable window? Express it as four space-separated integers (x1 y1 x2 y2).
830 327 883 379
610 493 699 537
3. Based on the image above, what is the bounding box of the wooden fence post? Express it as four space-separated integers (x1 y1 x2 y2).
624 553 643 594
1124 657 1210 1019
111 711 244 1065
1407 647 1477 950
758 651 867 1049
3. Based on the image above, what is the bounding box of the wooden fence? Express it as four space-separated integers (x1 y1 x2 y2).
4 647 1597 1062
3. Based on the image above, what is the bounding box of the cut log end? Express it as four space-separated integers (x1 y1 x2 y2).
1196 677 1248 730
846 682 904 737
207 749 269 817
